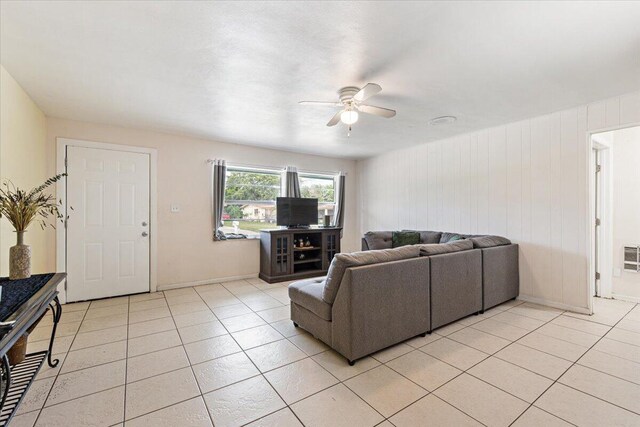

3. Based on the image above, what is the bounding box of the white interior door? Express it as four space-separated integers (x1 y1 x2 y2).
66 146 150 302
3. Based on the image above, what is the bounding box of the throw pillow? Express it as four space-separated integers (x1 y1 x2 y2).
392 231 421 248
363 231 394 250
440 232 465 243
402 230 442 244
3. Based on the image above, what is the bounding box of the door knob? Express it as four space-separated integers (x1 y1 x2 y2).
142 221 148 226
142 231 149 237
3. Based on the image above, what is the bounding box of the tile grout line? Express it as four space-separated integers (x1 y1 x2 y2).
42 291 309 407
463 306 616 426
164 288 217 427
193 279 311 425
266 300 636 424
199 281 306 426
276 302 522 425
393 304 570 425
507 301 638 426
316 305 530 425
31 298 92 426
445 308 573 425
196 280 318 427
203 280 388 426
123 296 131 424
27 287 637 427
284 299 631 425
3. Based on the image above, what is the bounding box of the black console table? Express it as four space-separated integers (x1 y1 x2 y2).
259 227 341 283
0 273 65 426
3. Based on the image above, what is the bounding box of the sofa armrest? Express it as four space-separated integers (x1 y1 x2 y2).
331 257 430 361
361 238 370 251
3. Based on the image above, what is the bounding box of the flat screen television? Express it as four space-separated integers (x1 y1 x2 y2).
276 197 318 228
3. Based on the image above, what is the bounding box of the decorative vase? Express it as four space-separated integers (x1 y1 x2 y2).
9 231 31 280
7 334 28 365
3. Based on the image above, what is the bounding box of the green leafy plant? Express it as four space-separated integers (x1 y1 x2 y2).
0 174 69 232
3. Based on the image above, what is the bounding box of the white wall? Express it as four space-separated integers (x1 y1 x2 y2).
358 91 640 312
0 65 49 276
46 118 359 289
611 126 640 301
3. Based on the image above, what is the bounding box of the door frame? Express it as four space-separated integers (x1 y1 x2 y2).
590 136 613 299
56 138 158 303
586 122 639 314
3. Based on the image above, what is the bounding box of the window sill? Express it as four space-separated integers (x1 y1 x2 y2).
216 235 261 242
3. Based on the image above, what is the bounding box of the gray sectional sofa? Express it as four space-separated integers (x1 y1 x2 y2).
288 230 519 364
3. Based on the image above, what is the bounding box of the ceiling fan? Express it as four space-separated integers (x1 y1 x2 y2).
299 83 396 135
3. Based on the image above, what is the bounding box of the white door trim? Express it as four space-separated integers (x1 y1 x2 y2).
591 138 613 299
56 137 158 303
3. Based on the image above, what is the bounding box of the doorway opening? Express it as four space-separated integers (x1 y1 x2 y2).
589 125 640 314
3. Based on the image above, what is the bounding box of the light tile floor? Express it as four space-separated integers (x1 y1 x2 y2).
12 280 640 427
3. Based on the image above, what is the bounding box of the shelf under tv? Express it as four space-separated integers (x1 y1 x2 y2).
293 246 320 251
294 258 322 265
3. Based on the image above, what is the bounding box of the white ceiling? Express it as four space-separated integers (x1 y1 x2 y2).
2 1 640 159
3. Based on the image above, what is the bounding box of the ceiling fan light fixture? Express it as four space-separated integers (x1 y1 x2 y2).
340 110 359 125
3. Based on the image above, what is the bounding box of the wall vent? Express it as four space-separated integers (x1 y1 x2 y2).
623 246 640 273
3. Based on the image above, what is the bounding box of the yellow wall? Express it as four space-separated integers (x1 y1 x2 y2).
0 65 51 276
1 65 358 288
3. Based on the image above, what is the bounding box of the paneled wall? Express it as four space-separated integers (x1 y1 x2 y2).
358 91 640 312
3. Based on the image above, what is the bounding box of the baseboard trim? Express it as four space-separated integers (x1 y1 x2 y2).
157 273 259 291
612 293 640 304
517 295 591 315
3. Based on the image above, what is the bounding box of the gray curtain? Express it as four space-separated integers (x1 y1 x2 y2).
284 166 301 198
332 172 346 236
212 159 227 241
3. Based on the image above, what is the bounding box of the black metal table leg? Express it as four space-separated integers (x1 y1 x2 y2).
0 355 11 410
47 296 62 368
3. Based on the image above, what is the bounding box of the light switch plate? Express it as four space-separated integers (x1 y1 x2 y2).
613 268 622 277
170 204 180 213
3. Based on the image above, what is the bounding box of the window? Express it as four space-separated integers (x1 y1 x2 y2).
222 167 281 236
221 166 337 237
299 173 336 224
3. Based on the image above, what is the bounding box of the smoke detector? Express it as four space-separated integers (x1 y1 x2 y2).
429 116 457 126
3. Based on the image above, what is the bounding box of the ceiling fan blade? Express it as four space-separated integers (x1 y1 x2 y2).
358 104 396 118
353 83 382 102
299 101 342 106
326 110 343 126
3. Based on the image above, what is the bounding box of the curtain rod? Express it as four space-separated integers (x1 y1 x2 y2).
206 159 347 176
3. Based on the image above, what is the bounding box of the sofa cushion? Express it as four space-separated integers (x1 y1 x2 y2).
418 239 474 256
439 232 466 243
288 278 332 320
392 231 420 248
402 230 442 244
470 235 512 248
322 246 421 304
363 231 393 250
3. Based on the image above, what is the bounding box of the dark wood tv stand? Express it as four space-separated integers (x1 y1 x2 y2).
259 227 341 283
